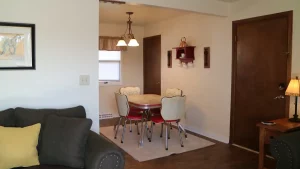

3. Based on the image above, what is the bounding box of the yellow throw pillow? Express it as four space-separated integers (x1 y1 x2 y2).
0 123 41 169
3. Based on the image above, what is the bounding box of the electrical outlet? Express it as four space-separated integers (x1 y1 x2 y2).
79 75 90 86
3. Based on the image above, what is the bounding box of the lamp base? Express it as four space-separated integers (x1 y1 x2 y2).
289 96 299 122
289 117 300 123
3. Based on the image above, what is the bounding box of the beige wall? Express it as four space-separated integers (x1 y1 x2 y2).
99 23 144 116
144 0 300 143
144 13 231 143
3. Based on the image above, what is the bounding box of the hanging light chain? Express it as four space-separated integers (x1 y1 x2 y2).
127 12 133 39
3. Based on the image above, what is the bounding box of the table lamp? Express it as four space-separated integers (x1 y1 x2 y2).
285 76 300 122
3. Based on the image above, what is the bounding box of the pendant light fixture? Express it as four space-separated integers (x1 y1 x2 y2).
116 12 139 47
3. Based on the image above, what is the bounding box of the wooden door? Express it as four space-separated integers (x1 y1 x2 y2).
231 11 293 151
143 35 161 95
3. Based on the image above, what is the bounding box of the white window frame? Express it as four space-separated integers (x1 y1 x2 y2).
99 51 122 86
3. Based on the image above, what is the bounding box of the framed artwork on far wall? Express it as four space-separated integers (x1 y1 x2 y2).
167 50 172 68
0 22 35 70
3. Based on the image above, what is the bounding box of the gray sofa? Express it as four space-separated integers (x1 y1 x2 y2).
0 106 124 169
270 131 300 169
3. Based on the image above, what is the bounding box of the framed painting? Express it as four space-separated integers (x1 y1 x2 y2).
0 22 35 70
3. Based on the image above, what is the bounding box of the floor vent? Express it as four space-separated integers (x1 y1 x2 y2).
99 113 114 120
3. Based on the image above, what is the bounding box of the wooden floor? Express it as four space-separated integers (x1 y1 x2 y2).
100 118 271 169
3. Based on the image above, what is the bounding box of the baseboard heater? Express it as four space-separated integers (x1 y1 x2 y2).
99 113 114 120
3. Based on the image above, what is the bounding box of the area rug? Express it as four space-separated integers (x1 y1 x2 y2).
100 124 215 162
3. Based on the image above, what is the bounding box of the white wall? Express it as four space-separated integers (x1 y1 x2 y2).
99 23 144 116
144 0 300 143
0 0 99 132
144 13 231 143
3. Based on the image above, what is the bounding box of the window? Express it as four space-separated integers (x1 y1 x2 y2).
99 50 121 85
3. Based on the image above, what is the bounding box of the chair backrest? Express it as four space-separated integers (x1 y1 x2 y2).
161 96 186 121
165 88 183 97
115 93 129 117
120 87 141 96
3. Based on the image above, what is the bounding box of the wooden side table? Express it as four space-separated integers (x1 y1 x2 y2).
256 118 300 169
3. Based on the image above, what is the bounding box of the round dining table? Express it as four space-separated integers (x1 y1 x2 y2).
127 94 162 109
127 94 162 146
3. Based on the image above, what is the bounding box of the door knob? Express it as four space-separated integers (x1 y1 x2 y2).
278 83 286 91
156 82 160 84
274 95 285 99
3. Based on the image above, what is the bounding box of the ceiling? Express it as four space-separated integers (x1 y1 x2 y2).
99 3 191 26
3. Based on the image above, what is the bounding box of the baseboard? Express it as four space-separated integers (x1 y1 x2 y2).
184 125 229 143
232 144 274 159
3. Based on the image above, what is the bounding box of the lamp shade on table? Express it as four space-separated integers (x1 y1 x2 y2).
285 76 300 122
285 77 300 96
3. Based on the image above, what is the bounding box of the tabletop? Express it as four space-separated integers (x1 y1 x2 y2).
256 118 300 132
127 94 162 109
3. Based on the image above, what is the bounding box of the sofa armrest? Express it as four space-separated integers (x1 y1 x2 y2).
85 131 125 169
270 131 300 169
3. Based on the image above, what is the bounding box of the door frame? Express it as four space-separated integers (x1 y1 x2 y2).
229 11 293 144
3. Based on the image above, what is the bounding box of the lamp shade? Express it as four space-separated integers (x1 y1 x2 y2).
116 39 127 47
128 38 139 47
285 77 300 96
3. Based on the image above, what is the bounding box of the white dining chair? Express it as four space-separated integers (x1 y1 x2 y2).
165 88 183 97
148 96 187 150
119 86 142 132
157 88 185 133
120 86 141 95
114 93 144 143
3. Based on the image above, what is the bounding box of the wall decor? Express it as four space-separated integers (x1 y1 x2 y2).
179 37 187 47
173 46 195 68
204 47 210 68
0 22 35 70
167 50 172 68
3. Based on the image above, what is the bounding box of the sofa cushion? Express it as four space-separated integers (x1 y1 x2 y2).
39 115 92 168
0 124 41 169
14 106 86 127
0 108 15 127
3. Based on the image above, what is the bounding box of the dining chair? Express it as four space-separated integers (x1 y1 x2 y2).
114 92 144 143
152 88 185 133
119 86 141 95
152 88 183 114
165 88 183 97
148 96 187 150
119 86 143 132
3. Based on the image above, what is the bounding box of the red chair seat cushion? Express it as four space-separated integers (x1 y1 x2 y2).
127 112 143 120
150 115 178 123
130 107 143 113
150 108 161 115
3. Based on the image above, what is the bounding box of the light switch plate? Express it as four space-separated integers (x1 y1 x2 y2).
79 75 90 86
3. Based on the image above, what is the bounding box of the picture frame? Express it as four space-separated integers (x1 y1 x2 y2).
204 47 210 68
0 22 35 70
167 50 172 68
